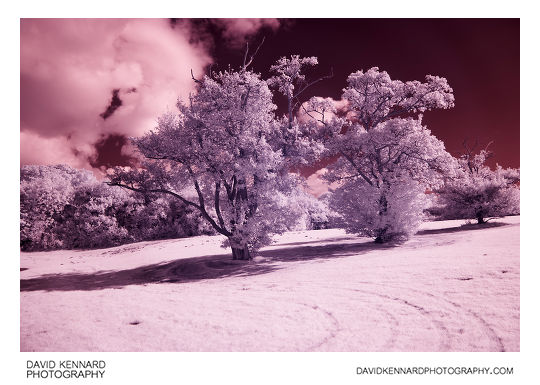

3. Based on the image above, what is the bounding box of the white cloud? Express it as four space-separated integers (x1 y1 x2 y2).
20 19 212 170
213 19 280 46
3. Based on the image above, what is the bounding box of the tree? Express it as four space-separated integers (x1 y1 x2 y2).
304 67 456 242
281 187 331 231
435 145 520 224
108 65 310 260
330 177 429 242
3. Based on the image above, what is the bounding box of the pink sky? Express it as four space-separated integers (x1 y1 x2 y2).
20 18 279 172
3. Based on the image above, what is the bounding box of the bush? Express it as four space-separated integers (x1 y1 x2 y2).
20 165 212 251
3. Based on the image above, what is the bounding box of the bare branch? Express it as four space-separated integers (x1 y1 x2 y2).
292 67 334 110
243 41 249 68
484 140 494 157
231 175 238 202
109 180 232 237
108 182 199 210
300 103 326 126
462 138 470 155
219 171 233 201
191 69 202 84
243 36 265 70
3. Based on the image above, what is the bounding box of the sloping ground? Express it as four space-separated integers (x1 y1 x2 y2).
20 216 520 352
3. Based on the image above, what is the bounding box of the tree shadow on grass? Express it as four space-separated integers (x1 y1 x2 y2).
20 239 392 292
259 239 395 263
416 221 509 236
274 235 354 248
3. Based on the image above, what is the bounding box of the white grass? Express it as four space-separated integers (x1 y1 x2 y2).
20 216 519 352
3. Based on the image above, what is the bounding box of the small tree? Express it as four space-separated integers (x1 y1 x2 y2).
435 146 520 224
301 68 456 242
325 117 452 242
109 65 310 260
330 177 429 242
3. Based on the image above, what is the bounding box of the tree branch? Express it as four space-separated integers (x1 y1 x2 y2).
339 150 374 187
214 181 227 230
187 166 206 208
292 67 334 111
191 69 202 84
300 104 327 126
108 182 196 209
109 181 231 237
243 36 265 70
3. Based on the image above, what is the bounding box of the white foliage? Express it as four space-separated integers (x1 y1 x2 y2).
20 165 208 250
436 149 520 223
343 67 454 127
20 165 95 250
268 55 318 99
282 187 331 231
109 67 313 259
304 68 456 242
267 55 331 166
330 178 429 242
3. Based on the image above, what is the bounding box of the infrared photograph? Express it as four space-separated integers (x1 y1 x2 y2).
19 18 519 353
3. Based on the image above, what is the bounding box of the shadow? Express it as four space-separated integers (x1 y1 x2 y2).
275 235 354 248
20 239 392 292
417 221 508 236
260 239 395 263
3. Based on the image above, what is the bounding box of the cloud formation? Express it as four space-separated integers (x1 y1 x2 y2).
21 19 214 171
212 19 280 46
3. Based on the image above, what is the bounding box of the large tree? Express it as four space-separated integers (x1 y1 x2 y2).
303 68 456 242
108 64 313 260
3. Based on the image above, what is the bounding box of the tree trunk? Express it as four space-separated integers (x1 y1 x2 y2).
378 193 388 215
287 93 293 130
374 236 385 244
374 193 389 243
374 229 388 244
231 243 251 260
476 214 486 224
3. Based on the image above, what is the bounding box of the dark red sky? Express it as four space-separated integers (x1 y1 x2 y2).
222 19 519 170
20 19 519 172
